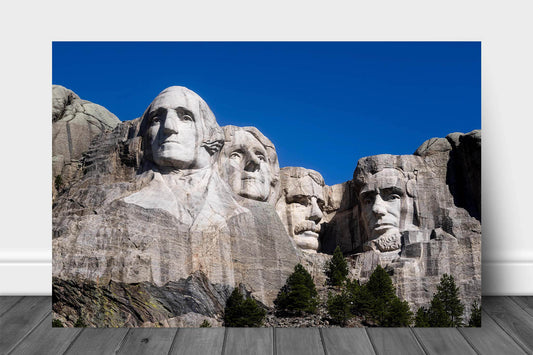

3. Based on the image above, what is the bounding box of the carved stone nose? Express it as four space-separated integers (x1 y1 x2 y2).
372 195 387 216
163 112 179 135
244 155 260 172
307 197 323 223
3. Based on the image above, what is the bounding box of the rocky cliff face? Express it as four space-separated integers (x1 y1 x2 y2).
52 86 300 327
52 86 481 326
52 85 120 200
318 130 481 314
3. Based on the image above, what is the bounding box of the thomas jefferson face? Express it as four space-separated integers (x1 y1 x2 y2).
146 89 207 170
359 168 405 245
224 130 273 201
284 175 325 252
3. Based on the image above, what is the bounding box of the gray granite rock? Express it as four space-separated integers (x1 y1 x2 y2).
52 86 300 327
52 85 120 199
218 125 281 204
318 130 481 315
52 272 231 327
52 84 481 325
276 167 327 253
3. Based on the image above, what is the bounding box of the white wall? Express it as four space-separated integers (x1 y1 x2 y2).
0 1 531 295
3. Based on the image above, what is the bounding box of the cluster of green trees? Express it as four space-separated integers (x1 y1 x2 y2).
223 245 481 327
223 263 319 326
274 264 318 316
324 247 412 326
414 274 481 327
223 287 266 327
324 246 481 327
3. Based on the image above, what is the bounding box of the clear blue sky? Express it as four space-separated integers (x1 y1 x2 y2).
53 42 480 185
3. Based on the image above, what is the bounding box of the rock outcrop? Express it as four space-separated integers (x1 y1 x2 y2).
52 85 120 199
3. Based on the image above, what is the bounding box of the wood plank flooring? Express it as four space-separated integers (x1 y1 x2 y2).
0 296 532 354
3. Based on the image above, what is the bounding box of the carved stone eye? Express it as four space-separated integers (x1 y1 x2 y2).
294 195 310 206
384 194 401 201
363 197 373 205
182 114 193 121
230 152 242 160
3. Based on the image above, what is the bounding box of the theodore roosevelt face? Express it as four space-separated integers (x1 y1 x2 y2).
284 173 325 252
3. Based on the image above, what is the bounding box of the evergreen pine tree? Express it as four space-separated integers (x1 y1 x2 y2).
346 279 373 318
274 264 318 316
383 297 413 327
468 300 482 327
325 246 349 286
414 307 430 327
224 287 266 327
428 296 449 327
429 274 465 327
224 287 244 326
355 265 413 326
326 291 352 326
241 298 267 326
366 265 396 301
366 265 397 325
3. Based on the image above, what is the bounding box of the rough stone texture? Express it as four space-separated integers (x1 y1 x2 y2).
318 130 482 315
52 272 230 327
52 85 120 200
52 86 300 327
299 252 331 287
276 167 327 253
320 181 359 254
218 125 280 204
52 84 481 326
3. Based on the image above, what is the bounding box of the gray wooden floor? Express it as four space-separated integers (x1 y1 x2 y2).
1 297 532 355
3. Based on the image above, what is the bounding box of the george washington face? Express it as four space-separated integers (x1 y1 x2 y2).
145 88 210 170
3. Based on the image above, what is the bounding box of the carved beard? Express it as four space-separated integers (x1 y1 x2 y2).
363 232 401 252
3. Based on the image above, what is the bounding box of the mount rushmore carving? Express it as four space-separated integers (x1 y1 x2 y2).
52 85 481 327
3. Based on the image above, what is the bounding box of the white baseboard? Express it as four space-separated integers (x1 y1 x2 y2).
483 261 533 295
0 256 531 296
0 251 51 295
0 263 52 295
